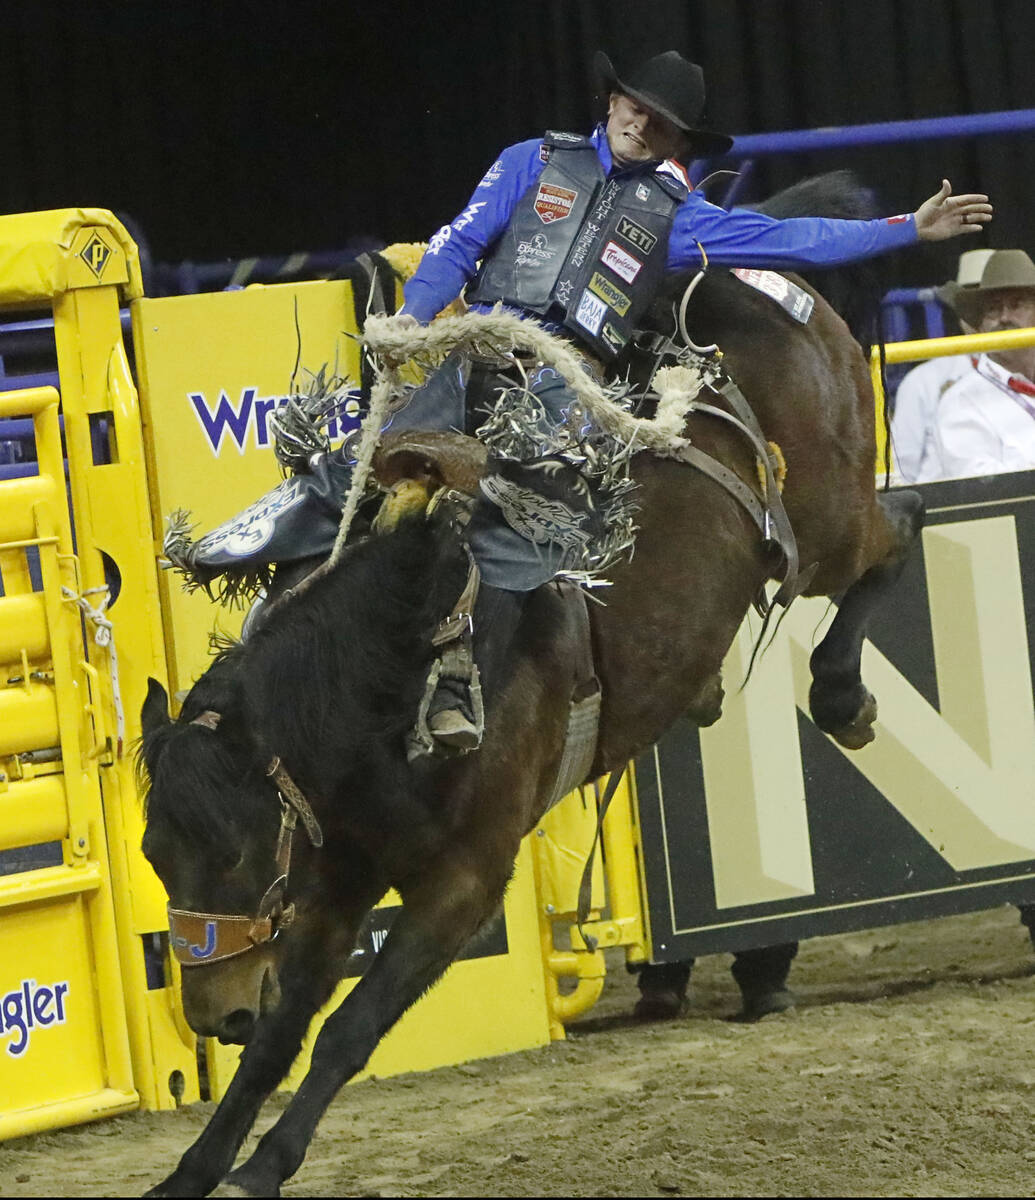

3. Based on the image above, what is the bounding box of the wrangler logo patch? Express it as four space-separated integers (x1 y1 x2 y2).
588 271 632 316
616 215 656 255
534 183 578 224
601 240 643 284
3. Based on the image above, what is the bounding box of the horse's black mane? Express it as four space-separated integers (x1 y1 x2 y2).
141 515 468 845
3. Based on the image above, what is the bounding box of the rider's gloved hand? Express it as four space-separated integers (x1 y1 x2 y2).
376 311 423 367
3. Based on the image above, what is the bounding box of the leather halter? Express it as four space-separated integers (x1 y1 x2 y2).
166 712 324 968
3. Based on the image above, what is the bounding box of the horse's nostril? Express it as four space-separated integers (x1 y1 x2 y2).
218 1009 256 1045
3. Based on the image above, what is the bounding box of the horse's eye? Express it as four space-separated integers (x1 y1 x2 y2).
218 850 245 873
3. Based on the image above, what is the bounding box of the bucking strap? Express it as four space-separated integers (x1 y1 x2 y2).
544 582 601 811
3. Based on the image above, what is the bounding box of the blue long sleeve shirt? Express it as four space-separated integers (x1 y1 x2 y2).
402 124 918 323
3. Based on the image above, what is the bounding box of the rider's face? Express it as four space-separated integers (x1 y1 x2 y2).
606 92 689 165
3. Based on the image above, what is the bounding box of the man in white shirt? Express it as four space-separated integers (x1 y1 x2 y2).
931 249 1035 480
890 248 993 483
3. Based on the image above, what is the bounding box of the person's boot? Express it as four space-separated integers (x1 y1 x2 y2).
730 943 798 1022
426 673 482 750
632 961 693 1020
1017 904 1035 955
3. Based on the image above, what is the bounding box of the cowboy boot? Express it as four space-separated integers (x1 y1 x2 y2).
730 942 799 1022
632 960 693 1020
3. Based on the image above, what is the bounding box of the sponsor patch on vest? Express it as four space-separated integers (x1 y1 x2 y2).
588 271 632 316
535 183 578 224
601 322 628 353
574 289 608 335
616 215 656 255
516 232 557 269
636 183 651 202
731 269 815 325
601 240 643 284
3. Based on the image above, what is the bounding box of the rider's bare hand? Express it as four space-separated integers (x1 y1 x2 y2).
914 179 994 241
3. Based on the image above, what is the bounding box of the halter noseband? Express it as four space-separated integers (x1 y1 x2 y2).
166 712 324 968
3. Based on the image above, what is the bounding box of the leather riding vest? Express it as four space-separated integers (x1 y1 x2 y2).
467 131 688 361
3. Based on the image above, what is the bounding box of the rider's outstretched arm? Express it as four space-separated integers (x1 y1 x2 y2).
667 179 993 272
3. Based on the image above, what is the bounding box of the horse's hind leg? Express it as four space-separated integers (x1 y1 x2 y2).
809 489 924 749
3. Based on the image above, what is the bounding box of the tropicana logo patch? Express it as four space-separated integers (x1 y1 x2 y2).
534 183 578 224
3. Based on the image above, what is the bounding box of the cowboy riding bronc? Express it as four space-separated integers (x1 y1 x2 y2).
169 49 992 751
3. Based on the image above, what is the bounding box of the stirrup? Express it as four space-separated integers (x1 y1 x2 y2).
407 548 485 761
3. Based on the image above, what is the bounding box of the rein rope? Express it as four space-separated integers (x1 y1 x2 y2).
341 307 805 609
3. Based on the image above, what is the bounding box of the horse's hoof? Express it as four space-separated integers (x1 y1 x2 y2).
687 674 724 728
830 692 878 750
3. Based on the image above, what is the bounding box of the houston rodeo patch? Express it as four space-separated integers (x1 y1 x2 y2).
534 183 578 224
732 268 815 324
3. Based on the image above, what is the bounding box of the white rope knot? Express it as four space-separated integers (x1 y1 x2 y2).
61 583 126 756
62 585 113 647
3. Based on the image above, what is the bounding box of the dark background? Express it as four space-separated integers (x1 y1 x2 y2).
2 0 1033 289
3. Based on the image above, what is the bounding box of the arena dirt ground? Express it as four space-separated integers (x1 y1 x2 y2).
3 905 1035 1197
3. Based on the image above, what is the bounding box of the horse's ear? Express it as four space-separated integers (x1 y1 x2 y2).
141 677 170 735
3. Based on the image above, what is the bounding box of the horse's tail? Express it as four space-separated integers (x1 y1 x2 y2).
748 169 887 358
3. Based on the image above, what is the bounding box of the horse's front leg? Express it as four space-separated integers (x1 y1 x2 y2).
220 852 514 1198
145 918 363 1198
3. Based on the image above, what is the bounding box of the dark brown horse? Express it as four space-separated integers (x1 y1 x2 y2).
138 260 922 1195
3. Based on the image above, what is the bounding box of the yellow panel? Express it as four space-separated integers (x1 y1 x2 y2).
534 786 606 916
132 281 362 696
0 895 109 1114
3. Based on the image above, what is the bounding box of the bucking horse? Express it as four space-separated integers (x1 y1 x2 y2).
137 175 923 1196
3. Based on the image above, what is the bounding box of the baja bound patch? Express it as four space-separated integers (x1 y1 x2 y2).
731 269 815 325
574 289 608 335
534 183 578 224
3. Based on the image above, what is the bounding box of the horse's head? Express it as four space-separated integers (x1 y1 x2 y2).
138 674 298 1044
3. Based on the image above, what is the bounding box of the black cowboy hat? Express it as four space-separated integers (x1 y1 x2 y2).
595 50 734 156
936 249 1035 327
